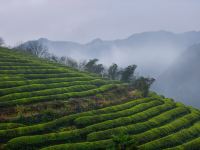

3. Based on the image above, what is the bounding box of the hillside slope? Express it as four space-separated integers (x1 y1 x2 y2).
154 44 200 108
0 48 120 108
0 47 200 150
1 94 200 150
0 47 128 125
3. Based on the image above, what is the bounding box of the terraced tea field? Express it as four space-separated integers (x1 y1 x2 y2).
0 48 120 108
0 47 200 150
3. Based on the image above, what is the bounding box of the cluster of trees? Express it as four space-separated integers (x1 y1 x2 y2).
14 40 155 97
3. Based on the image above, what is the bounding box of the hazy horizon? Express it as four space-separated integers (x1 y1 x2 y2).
25 30 200 43
0 0 200 46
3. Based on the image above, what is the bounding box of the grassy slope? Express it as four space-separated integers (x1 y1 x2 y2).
0 48 120 108
0 47 200 150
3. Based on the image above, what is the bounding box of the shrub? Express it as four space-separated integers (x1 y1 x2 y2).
87 100 180 141
0 123 25 130
0 79 113 97
40 139 114 150
132 108 200 145
0 85 98 101
74 99 162 127
139 121 200 150
3 99 170 149
0 77 95 88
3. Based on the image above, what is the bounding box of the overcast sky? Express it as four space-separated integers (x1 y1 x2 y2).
0 0 200 46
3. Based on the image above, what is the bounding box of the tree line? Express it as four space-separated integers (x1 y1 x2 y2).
0 38 155 97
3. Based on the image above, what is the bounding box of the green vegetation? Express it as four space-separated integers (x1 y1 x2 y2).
3 96 200 150
0 47 200 150
0 123 25 130
0 48 120 108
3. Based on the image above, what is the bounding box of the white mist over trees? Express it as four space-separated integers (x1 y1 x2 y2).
13 40 155 97
16 31 200 108
32 31 200 78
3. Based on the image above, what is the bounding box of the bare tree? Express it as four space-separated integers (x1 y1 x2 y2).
49 54 60 62
16 41 48 58
78 60 87 71
0 37 4 46
65 57 78 69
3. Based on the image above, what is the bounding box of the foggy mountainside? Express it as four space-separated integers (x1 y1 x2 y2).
22 31 200 108
30 31 200 77
153 44 200 108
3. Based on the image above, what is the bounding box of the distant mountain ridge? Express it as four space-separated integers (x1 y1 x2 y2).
39 30 200 47
33 31 200 77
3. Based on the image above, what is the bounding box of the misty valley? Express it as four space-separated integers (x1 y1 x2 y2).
23 31 200 108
